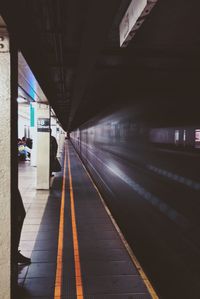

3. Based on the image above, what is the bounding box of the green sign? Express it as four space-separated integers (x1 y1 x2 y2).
30 104 34 127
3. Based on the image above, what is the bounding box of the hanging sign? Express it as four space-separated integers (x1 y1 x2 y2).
37 118 50 132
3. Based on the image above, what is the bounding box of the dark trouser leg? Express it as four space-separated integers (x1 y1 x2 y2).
13 190 26 260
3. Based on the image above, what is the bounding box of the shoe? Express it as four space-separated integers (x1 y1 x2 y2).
17 251 31 264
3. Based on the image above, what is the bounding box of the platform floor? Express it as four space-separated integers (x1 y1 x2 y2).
18 141 153 299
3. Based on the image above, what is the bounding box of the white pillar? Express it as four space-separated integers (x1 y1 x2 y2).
56 123 62 158
51 116 57 137
0 21 11 299
60 127 65 155
36 103 50 189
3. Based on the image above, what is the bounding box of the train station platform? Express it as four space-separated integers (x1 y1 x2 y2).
17 141 156 299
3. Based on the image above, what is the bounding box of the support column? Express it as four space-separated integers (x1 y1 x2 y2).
56 123 62 158
0 17 17 299
59 127 65 155
50 115 57 137
36 103 50 189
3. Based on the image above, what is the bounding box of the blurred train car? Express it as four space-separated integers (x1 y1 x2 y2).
149 127 200 149
70 108 200 298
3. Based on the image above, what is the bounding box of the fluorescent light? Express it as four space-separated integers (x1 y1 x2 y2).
17 96 27 103
119 0 158 48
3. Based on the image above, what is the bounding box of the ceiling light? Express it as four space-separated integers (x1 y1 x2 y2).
17 96 27 103
119 0 158 48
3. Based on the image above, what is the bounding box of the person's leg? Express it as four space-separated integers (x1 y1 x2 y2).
50 156 54 176
15 190 31 264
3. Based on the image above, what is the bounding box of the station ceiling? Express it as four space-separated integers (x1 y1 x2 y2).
1 0 200 130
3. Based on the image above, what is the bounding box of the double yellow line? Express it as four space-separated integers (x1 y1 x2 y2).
54 144 84 299
54 146 66 297
54 142 158 299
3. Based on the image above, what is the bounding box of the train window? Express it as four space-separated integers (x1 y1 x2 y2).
174 130 179 145
195 129 200 148
183 130 186 144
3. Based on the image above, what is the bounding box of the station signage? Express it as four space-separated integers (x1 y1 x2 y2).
37 118 50 132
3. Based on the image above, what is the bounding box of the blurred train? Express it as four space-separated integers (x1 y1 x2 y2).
149 127 200 149
70 108 200 298
71 115 200 151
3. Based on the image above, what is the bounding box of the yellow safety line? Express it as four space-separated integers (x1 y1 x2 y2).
67 143 84 299
54 146 67 298
73 147 159 299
